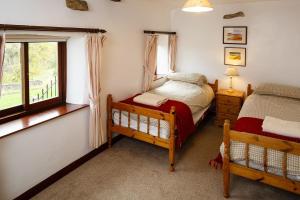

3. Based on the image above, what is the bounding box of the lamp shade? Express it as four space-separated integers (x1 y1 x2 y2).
225 67 239 77
182 0 213 13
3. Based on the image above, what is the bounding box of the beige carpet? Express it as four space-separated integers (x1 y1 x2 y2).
32 118 299 200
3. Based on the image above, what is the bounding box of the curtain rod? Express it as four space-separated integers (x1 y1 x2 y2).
144 30 176 35
0 24 107 34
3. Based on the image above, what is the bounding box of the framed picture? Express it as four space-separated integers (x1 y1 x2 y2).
224 47 246 67
223 26 247 45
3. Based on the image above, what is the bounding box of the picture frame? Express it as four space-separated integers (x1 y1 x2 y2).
223 26 247 45
224 47 246 67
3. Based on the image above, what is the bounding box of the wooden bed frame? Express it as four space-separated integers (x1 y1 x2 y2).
223 84 300 197
107 80 218 172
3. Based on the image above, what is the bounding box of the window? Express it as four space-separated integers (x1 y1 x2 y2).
156 35 169 75
0 41 66 122
1 43 22 110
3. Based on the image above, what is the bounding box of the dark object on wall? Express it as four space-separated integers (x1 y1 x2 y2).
111 0 121 2
223 12 245 19
66 0 89 11
144 30 176 35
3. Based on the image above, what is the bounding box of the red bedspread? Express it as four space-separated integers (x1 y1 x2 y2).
235 117 300 143
121 95 196 147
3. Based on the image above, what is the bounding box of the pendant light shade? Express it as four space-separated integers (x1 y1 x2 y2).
182 0 213 13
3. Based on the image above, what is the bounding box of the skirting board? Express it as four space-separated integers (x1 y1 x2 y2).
15 135 123 200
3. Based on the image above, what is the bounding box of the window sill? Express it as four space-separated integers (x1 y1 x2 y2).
0 103 89 139
154 75 167 81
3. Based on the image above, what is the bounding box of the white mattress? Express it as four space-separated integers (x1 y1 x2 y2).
112 106 210 140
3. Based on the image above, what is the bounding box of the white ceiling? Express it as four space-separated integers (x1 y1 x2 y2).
213 0 278 3
164 0 279 6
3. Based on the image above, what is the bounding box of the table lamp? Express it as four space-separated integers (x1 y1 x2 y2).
225 67 239 92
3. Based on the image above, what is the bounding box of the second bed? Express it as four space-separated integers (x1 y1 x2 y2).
108 73 217 171
220 83 300 197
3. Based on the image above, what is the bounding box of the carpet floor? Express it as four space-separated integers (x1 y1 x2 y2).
32 117 299 200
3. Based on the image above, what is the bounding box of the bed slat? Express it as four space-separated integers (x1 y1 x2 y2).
264 148 268 172
128 112 130 128
283 152 288 179
158 119 161 138
119 110 121 126
147 117 150 134
245 143 249 168
137 114 140 131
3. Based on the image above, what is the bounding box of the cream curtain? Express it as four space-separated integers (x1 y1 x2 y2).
168 35 177 73
86 33 106 149
143 34 158 92
0 34 5 96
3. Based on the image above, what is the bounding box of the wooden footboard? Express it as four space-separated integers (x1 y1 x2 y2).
107 94 176 171
223 120 300 198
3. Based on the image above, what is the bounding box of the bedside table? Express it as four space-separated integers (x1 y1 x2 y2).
215 89 245 127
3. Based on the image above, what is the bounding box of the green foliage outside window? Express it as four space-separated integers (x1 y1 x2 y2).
0 42 59 110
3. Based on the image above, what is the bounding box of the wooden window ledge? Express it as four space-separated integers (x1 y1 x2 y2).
0 104 89 139
154 75 167 81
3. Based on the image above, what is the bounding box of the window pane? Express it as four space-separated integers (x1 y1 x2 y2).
0 43 23 110
156 35 169 75
29 42 59 104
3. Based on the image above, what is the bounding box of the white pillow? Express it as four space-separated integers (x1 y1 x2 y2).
254 83 300 100
167 72 207 86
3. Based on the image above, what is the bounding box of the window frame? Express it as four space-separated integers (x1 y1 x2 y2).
0 41 67 124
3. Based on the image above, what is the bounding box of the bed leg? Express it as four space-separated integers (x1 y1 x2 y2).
223 120 231 198
169 145 175 172
107 94 113 148
169 106 176 172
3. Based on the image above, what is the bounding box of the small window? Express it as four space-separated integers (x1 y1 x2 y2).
29 42 59 104
1 43 23 110
156 35 169 75
0 41 66 122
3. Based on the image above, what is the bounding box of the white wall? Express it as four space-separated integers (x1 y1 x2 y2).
0 0 172 199
67 34 90 104
171 0 300 91
0 108 90 200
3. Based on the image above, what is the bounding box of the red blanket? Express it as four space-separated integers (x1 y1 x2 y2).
121 95 196 147
234 117 300 143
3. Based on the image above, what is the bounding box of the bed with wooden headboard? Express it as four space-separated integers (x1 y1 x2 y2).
107 80 218 172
